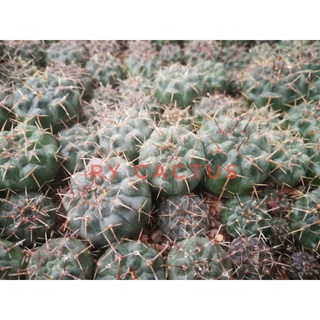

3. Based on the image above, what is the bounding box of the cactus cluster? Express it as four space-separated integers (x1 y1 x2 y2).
1 40 320 281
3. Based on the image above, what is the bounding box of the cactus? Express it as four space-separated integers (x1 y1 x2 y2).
124 41 160 78
58 123 100 174
94 240 166 280
241 59 313 112
159 43 183 65
3 40 47 67
157 105 196 131
194 61 229 94
13 71 83 133
97 106 155 162
267 130 310 187
228 236 277 280
118 75 154 97
62 156 152 248
167 237 233 280
198 114 271 197
0 191 58 247
288 188 320 253
0 123 60 192
46 40 90 67
192 94 248 128
154 64 204 108
46 63 94 103
157 194 210 241
0 238 26 279
183 40 221 65
282 102 320 139
26 237 94 280
287 251 320 280
221 195 272 239
86 52 124 87
138 126 206 197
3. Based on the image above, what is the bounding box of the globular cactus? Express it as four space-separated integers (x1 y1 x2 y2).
0 238 26 280
154 64 204 108
166 237 233 280
46 40 90 67
183 40 221 65
288 188 320 253
158 43 183 65
192 94 247 128
138 126 206 197
97 106 156 162
62 156 153 248
221 194 273 239
94 240 166 280
157 105 196 132
195 61 229 94
85 52 124 87
0 123 60 192
13 71 83 133
241 58 315 112
198 114 271 197
46 63 94 103
3 40 47 67
282 103 320 140
287 251 320 280
58 123 100 174
0 191 59 247
157 194 211 241
267 130 310 187
26 237 94 280
228 236 278 280
118 75 154 98
124 41 161 78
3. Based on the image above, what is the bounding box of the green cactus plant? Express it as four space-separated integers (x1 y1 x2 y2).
0 191 59 247
288 188 320 253
94 240 166 280
138 126 206 197
166 237 233 280
241 59 314 112
46 40 90 67
198 114 271 197
194 61 229 94
0 238 26 280
86 52 124 87
124 41 161 78
46 63 94 103
267 130 310 187
26 237 94 280
154 64 204 108
58 123 100 174
13 71 83 133
3 40 47 67
158 43 183 65
228 236 278 280
221 194 273 239
97 106 155 162
192 94 248 128
157 194 210 241
62 156 153 248
282 102 320 139
157 105 196 131
0 123 60 191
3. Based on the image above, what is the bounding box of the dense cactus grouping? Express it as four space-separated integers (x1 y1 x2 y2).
0 40 319 280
